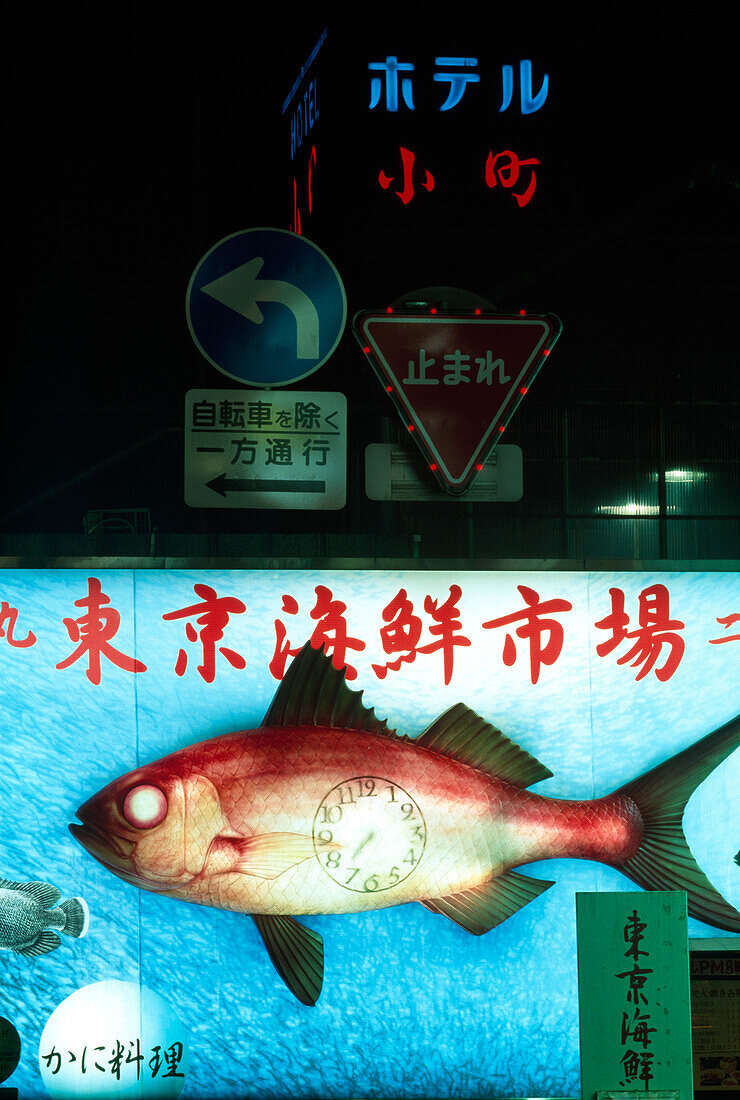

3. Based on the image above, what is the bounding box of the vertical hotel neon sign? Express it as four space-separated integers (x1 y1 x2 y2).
282 27 327 234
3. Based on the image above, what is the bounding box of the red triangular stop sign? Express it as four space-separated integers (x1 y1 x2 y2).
353 310 562 494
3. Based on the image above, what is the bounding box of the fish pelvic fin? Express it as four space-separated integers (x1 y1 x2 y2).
262 641 400 738
59 897 89 938
251 914 323 1006
416 704 553 787
13 930 62 957
420 870 555 935
613 711 740 933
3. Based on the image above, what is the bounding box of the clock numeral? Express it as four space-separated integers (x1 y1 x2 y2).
316 777 426 893
320 804 343 825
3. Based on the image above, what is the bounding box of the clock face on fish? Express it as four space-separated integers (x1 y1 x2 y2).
313 777 426 893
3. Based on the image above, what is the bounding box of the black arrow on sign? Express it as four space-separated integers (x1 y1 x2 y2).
206 473 327 496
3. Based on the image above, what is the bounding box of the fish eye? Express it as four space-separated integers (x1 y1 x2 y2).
122 784 168 829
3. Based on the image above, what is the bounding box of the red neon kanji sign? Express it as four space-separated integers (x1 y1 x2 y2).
353 310 561 494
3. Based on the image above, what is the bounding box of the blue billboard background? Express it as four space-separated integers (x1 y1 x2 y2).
1 569 738 1098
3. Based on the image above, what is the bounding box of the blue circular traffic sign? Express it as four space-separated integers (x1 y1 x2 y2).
186 228 347 387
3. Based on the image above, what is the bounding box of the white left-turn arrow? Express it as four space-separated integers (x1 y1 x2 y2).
201 257 320 359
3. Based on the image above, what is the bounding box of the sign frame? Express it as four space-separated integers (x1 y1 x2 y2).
576 891 694 1100
186 228 347 388
183 388 348 510
353 308 561 495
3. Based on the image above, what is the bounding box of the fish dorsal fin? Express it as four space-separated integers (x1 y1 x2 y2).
420 870 555 936
415 703 552 787
0 879 61 908
262 641 397 737
251 914 324 1006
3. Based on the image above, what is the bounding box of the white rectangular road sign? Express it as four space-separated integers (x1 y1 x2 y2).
185 389 347 509
365 443 523 501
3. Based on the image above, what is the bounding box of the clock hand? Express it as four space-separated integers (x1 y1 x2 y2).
352 830 376 859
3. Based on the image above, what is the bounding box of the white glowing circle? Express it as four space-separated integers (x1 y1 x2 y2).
39 980 188 1099
123 785 168 829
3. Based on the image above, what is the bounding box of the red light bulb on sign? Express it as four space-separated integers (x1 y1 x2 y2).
352 308 562 495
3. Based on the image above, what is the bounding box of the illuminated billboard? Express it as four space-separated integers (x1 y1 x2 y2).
1 569 738 1097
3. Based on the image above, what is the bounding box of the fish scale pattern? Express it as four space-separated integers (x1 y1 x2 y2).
76 718 645 920
492 790 643 867
0 892 47 945
0 882 87 955
157 726 641 917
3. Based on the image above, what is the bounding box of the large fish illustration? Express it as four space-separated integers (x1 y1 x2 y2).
70 642 740 1005
0 878 89 956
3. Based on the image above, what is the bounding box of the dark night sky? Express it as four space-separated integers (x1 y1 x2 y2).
2 6 738 535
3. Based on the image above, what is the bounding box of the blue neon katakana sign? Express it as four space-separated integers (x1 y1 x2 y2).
367 56 548 114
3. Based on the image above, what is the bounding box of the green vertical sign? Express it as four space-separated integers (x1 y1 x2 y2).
576 891 693 1100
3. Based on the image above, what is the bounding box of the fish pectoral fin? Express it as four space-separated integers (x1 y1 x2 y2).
215 832 333 879
420 870 555 935
13 930 62 957
251 914 323 1006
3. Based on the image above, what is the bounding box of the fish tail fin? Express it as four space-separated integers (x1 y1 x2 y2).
59 897 89 938
613 712 740 932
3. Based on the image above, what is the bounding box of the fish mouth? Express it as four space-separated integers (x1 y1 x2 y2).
69 819 175 892
70 819 135 861
69 819 151 888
